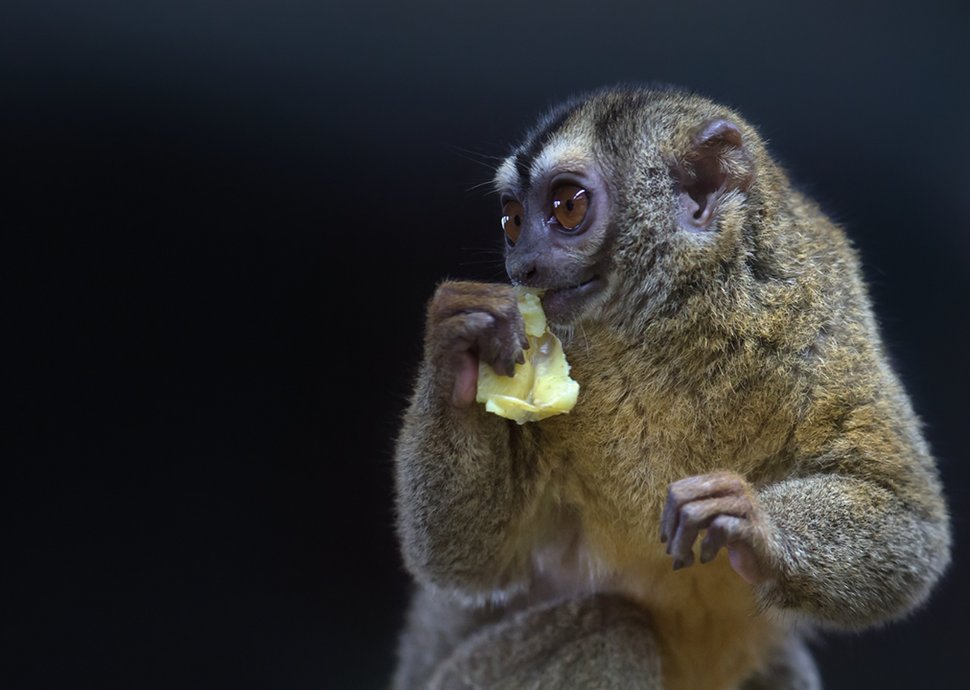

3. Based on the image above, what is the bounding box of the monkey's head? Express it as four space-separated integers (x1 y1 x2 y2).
494 86 780 339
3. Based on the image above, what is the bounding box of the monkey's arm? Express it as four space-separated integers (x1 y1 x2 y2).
663 398 951 629
752 468 949 628
394 282 543 597
395 373 541 595
758 389 951 628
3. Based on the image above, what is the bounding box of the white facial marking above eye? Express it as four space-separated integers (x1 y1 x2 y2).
495 132 594 200
529 136 594 185
494 158 519 195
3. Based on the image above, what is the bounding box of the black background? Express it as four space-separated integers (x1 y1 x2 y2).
3 1 969 688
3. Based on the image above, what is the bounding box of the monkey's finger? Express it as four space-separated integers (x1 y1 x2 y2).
699 514 747 564
429 282 518 327
478 329 516 377
435 312 495 354
432 314 491 404
471 307 526 377
661 472 747 544
428 284 527 363
432 313 494 401
668 495 751 568
477 328 499 361
450 350 479 407
496 314 527 372
702 516 771 584
491 348 521 377
493 301 528 352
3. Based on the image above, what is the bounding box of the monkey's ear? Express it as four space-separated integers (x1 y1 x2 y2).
675 119 755 231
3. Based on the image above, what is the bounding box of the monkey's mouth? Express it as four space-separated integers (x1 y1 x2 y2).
540 275 603 323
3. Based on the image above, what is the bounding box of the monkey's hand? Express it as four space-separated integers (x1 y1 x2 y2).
660 471 777 585
425 281 528 408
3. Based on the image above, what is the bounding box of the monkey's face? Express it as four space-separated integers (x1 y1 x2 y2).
494 129 615 326
495 89 760 334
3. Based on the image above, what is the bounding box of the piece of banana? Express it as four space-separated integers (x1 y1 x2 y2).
476 289 579 424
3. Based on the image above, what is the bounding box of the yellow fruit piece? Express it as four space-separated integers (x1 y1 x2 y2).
476 289 580 424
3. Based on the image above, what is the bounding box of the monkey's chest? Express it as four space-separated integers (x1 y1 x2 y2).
530 415 782 690
526 516 779 690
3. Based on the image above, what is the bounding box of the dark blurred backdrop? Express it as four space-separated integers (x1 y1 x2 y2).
3 1 969 688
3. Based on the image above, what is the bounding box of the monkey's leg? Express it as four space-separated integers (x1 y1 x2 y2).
739 635 821 690
392 586 508 690
427 594 662 690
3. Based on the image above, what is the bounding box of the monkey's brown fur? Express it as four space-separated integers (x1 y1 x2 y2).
392 87 950 690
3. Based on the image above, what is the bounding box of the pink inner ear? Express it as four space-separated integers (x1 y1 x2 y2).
678 191 707 232
679 173 720 230
677 118 749 232
680 190 703 222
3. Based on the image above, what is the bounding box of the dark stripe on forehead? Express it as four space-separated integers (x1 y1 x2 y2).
513 97 585 187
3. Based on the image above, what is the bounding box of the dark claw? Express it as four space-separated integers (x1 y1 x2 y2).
660 495 673 544
700 530 718 563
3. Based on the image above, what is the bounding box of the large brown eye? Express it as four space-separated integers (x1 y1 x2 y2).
501 201 524 245
551 184 589 230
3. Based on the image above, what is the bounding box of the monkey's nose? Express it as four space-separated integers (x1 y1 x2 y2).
508 262 538 286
